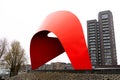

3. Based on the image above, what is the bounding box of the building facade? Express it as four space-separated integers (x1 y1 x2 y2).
37 62 73 70
87 10 117 68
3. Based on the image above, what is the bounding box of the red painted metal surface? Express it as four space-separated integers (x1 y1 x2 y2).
30 11 92 70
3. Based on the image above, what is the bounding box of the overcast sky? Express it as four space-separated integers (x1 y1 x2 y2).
0 0 120 64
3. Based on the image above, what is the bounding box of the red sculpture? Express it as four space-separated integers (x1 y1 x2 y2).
30 11 92 70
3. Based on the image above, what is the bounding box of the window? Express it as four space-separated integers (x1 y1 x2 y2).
104 52 111 55
91 48 96 50
90 51 96 54
89 23 95 26
104 49 111 53
98 51 100 53
104 46 110 49
91 54 96 56
88 26 95 29
89 31 95 34
98 57 101 60
89 34 96 36
102 14 108 19
91 57 97 59
92 60 97 62
105 55 111 58
102 22 109 25
103 40 110 42
89 45 95 48
89 39 95 42
103 43 110 46
97 33 100 36
103 28 109 31
89 36 95 39
92 62 96 65
102 19 109 22
89 42 96 45
105 59 112 65
89 28 95 31
103 30 109 34
103 36 110 39
103 25 108 28
103 33 109 37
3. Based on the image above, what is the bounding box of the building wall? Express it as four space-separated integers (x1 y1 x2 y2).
87 20 99 67
87 10 117 68
98 10 117 65
37 62 73 70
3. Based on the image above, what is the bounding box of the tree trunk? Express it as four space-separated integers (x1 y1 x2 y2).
9 67 18 77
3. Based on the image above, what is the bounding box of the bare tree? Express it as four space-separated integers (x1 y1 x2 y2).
0 38 8 66
4 40 26 77
0 38 7 59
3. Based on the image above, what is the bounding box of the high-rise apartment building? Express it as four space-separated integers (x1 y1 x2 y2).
87 10 117 68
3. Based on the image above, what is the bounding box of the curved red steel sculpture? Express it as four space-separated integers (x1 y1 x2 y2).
30 11 92 70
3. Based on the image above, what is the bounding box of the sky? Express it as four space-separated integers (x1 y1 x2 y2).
0 0 120 65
